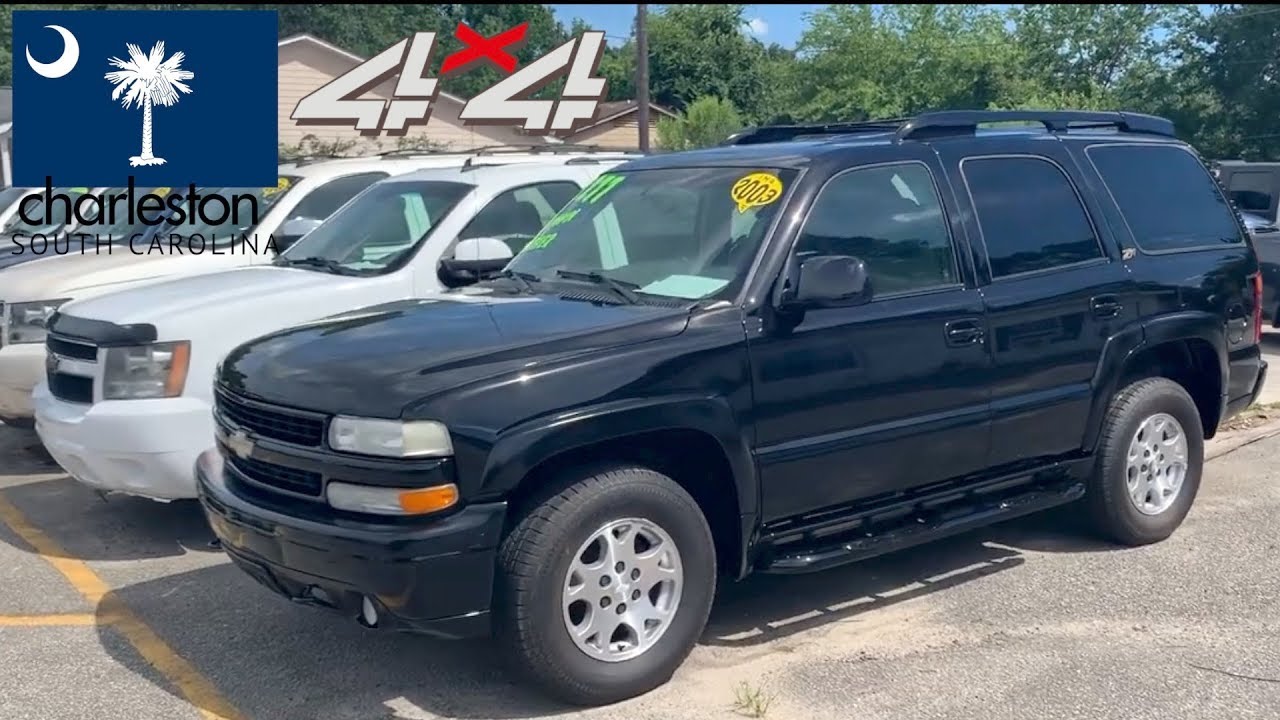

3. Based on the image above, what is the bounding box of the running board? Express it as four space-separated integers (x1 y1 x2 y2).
757 473 1086 575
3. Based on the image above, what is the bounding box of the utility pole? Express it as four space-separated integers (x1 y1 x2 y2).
636 4 650 153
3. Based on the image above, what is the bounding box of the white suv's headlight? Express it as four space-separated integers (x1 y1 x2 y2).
7 299 70 344
328 417 454 458
102 341 191 400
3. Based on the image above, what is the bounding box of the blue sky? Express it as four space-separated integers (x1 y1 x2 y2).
549 4 828 49
550 4 1216 49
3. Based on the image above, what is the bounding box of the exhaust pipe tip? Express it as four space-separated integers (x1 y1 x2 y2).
357 595 380 629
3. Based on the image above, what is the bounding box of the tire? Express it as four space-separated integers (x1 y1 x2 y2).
495 465 716 706
1087 377 1204 546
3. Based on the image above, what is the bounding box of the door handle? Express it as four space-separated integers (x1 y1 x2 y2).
945 319 985 347
1091 295 1122 319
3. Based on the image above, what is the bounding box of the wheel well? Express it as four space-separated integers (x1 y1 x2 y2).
508 429 742 578
1120 339 1221 437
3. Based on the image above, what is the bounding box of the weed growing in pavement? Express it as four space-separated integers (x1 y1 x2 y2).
732 680 775 718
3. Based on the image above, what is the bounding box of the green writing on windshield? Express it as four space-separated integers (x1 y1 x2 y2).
521 205 580 252
578 173 625 204
524 231 556 251
544 208 578 229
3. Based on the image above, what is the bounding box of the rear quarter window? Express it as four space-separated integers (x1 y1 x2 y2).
1086 144 1243 253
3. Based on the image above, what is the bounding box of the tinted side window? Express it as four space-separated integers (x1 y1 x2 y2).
462 181 582 254
963 156 1101 278
1226 170 1276 214
1089 145 1243 252
796 163 958 296
287 172 388 223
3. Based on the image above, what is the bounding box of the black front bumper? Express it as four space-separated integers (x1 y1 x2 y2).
196 450 507 639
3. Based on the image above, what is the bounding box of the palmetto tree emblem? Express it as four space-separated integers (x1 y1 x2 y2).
104 41 194 167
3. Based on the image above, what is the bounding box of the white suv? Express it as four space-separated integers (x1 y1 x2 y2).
0 152 504 425
33 153 635 500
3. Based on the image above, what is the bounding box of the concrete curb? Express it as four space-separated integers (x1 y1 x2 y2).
1206 417 1280 461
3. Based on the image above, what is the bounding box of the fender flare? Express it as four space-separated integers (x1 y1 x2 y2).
479 394 758 520
1084 311 1226 450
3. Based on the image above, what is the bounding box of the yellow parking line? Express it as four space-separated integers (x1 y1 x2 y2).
0 494 245 720
0 613 98 626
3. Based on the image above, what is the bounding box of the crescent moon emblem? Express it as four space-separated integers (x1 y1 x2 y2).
26 25 80 79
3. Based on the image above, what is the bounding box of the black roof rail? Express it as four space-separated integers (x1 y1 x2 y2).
475 143 614 155
280 153 354 167
376 147 465 159
895 110 1176 141
722 119 910 146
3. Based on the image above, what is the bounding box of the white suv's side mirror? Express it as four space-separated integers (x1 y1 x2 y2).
278 216 324 251
439 237 515 288
452 236 514 262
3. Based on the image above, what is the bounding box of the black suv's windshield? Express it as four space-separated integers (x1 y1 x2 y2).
276 179 472 274
506 167 796 301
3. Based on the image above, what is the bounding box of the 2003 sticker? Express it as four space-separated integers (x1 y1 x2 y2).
263 177 293 197
730 172 783 213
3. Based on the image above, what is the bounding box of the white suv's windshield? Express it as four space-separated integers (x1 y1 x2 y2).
506 167 796 301
276 179 472 275
166 181 302 246
3 187 96 235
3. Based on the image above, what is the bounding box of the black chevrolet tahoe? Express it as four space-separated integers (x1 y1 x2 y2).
198 110 1268 706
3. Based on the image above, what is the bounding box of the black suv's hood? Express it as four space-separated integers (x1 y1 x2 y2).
219 291 693 418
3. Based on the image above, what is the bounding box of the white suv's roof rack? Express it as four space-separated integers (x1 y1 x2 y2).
280 144 643 173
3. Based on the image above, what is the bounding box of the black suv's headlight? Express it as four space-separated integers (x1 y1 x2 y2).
328 416 454 458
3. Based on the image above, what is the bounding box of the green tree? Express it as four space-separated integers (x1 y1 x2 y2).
1009 4 1187 102
656 96 744 150
788 5 1022 122
645 5 772 120
1174 4 1280 159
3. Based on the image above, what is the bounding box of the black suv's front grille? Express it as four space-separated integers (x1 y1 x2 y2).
226 455 323 498
214 386 326 447
46 334 99 404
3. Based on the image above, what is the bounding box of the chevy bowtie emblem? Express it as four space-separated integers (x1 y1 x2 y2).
226 429 255 460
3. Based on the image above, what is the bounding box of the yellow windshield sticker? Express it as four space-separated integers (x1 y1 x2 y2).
731 172 783 214
69 187 89 194
263 177 292 197
153 187 172 197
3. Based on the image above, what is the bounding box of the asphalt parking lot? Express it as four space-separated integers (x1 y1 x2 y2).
3 414 1280 720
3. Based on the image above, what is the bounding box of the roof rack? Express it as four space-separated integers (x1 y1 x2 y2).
471 143 614 155
895 110 1176 140
376 147 471 159
279 153 356 167
459 149 641 172
721 110 1177 147
722 120 909 146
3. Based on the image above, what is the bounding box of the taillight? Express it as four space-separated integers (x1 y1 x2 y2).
1252 272 1264 344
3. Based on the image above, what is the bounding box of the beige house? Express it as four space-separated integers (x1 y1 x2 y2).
278 34 542 155
278 35 677 155
555 100 678 150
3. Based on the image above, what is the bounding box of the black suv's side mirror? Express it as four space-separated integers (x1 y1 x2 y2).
784 254 872 309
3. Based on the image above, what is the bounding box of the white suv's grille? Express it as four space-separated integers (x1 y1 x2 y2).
45 334 99 404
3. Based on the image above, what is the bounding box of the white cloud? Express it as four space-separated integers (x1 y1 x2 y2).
746 17 769 36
